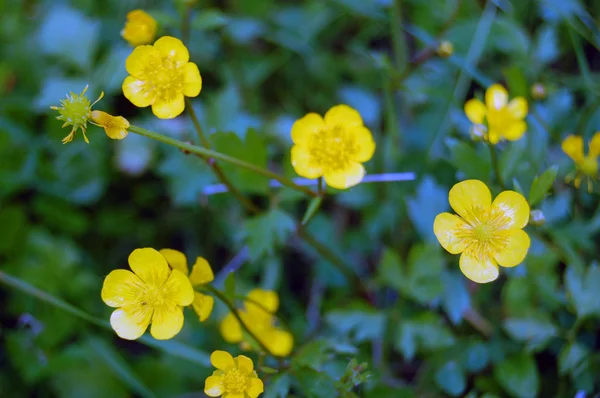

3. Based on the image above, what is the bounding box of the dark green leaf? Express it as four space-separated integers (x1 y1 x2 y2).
192 9 229 30
565 264 600 318
407 176 448 242
263 373 290 398
446 139 492 181
325 309 385 343
528 167 558 206
558 342 589 375
224 272 236 298
435 361 466 396
503 316 558 348
242 209 296 261
494 353 540 397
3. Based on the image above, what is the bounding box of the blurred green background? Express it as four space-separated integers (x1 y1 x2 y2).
2 0 600 397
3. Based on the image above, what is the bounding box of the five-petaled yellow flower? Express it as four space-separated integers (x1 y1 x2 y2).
205 351 264 398
221 289 293 357
91 111 130 140
562 133 600 192
101 248 194 340
291 104 375 190
433 180 530 283
50 85 104 144
464 84 528 144
159 249 215 322
122 36 202 119
121 9 157 47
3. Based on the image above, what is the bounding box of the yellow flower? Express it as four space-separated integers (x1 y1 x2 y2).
220 289 293 357
101 248 194 340
204 351 264 398
464 84 528 144
562 133 600 192
50 85 104 144
91 111 130 140
291 104 375 190
433 180 531 284
121 10 157 47
122 36 202 119
437 40 454 58
159 249 215 322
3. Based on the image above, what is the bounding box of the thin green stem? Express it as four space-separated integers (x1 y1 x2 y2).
317 177 324 196
488 143 506 190
390 0 408 73
185 98 211 148
129 125 318 198
181 3 192 46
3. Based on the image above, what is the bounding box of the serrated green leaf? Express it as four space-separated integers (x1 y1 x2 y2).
528 167 558 206
242 209 296 261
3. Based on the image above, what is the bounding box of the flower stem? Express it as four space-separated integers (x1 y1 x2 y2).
185 98 211 149
129 125 318 198
488 143 506 190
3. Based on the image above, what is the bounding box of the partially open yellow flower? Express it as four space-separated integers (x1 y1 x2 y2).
121 10 157 47
204 351 264 398
220 289 293 357
159 249 215 322
562 133 600 192
122 36 202 119
291 104 375 190
50 85 104 144
101 248 194 340
91 110 130 140
433 180 530 283
464 84 528 144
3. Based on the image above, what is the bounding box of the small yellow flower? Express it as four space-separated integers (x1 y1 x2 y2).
433 180 531 284
121 10 157 47
562 133 600 192
464 84 528 144
122 36 202 119
204 351 264 398
91 111 130 140
437 40 454 58
50 85 104 144
101 248 194 340
159 249 215 322
291 104 375 190
220 289 293 357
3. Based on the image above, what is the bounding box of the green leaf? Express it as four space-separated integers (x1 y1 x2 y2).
435 361 466 396
293 368 338 398
394 314 455 360
407 176 448 242
325 309 385 343
224 272 236 298
0 205 28 255
528 166 558 206
405 244 445 303
442 271 471 324
263 373 290 398
494 353 540 397
446 139 492 182
565 264 600 319
558 342 589 375
242 209 296 261
137 337 211 367
503 316 558 350
376 248 404 291
192 9 229 30
462 342 489 372
502 65 528 98
301 196 324 226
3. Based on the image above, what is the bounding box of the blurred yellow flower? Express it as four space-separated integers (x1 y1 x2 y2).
204 351 264 398
562 133 600 192
50 85 104 144
121 10 157 47
101 248 194 340
464 84 528 144
291 104 375 190
220 289 293 357
433 180 530 284
91 110 130 140
437 40 454 58
159 249 215 322
122 36 202 119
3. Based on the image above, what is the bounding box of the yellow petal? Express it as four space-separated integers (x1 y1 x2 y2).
485 84 508 110
323 162 366 190
154 36 189 64
562 135 584 163
235 355 254 373
192 292 214 322
110 305 152 340
448 180 492 223
211 350 235 371
125 45 158 76
189 257 214 285
128 248 170 287
204 375 225 397
246 289 279 313
122 76 155 108
464 99 486 124
502 120 527 141
350 126 376 162
226 393 244 398
266 329 294 357
507 97 528 119
101 269 145 308
433 213 470 254
105 125 129 140
491 190 530 230
246 378 264 398
159 248 189 275
162 269 194 306
494 229 530 267
291 113 325 145
589 132 600 158
220 313 242 343
488 129 500 145
291 145 323 179
324 104 363 129
150 305 184 340
459 252 499 284
183 62 202 97
151 94 185 119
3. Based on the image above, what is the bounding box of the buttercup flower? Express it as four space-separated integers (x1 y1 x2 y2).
437 40 454 58
562 133 600 192
50 85 104 144
204 351 263 398
91 111 130 140
220 289 293 357
464 84 528 144
121 10 157 47
101 248 194 340
433 180 530 283
291 104 375 190
122 36 202 119
159 249 215 322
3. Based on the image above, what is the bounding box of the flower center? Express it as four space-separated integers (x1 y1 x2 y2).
142 55 185 101
139 285 168 308
55 93 92 129
307 125 356 171
223 369 247 393
485 107 513 133
458 206 512 260
580 155 598 177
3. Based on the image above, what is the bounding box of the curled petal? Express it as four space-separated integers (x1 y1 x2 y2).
189 257 214 286
110 305 152 340
291 145 323 179
589 131 600 158
235 355 254 374
323 162 365 190
448 180 492 224
246 289 279 313
324 104 363 129
220 313 243 343
183 62 202 97
291 113 325 145
101 269 145 308
562 135 584 163
154 36 189 64
128 248 170 287
464 99 486 124
485 84 508 110
246 378 264 398
459 251 499 284
159 248 189 275
491 190 530 230
266 328 294 357
494 229 530 267
151 94 185 119
433 213 471 254
192 292 214 322
150 305 184 340
211 350 235 371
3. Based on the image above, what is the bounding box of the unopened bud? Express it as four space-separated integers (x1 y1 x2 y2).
530 209 546 226
437 40 454 58
531 83 546 100
470 124 487 142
